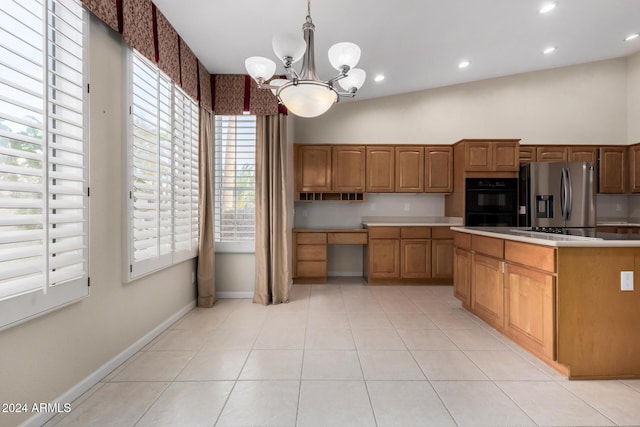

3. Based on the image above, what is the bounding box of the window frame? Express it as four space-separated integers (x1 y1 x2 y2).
125 49 199 281
214 114 256 254
0 0 90 331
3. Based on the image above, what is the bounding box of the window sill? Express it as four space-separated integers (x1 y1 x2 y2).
215 241 255 254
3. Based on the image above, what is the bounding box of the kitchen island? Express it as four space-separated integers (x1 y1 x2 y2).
452 226 640 379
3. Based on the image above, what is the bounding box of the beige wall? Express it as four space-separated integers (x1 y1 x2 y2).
294 58 628 146
0 18 196 426
628 52 640 143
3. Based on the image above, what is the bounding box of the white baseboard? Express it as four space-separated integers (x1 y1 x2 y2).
22 300 196 427
216 291 254 299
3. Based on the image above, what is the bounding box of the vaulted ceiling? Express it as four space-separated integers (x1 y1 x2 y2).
153 0 640 100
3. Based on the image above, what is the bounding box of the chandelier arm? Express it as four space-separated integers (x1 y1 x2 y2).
326 72 349 85
337 89 358 98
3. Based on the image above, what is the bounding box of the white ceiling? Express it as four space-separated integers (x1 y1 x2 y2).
153 0 640 101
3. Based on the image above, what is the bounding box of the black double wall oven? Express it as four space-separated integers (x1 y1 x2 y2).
465 178 518 227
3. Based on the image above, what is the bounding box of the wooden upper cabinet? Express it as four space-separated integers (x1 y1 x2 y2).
629 144 640 193
464 141 493 171
425 146 453 193
598 146 627 194
536 146 567 162
569 146 597 163
519 146 537 163
463 140 519 171
494 142 519 171
395 146 424 192
332 146 365 192
296 145 332 192
366 146 395 192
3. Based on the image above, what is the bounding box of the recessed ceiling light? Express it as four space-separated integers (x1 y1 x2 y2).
539 2 557 14
374 74 385 82
625 33 639 42
458 60 470 69
543 46 556 54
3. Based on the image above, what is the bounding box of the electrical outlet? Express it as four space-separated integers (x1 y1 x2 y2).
302 208 308 217
404 203 410 212
370 203 376 211
616 203 623 212
621 271 634 291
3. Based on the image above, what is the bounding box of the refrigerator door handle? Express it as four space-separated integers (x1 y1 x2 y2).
565 167 572 220
560 168 567 219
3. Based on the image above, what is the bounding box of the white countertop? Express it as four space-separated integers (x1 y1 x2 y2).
597 221 640 227
451 226 640 247
361 216 463 227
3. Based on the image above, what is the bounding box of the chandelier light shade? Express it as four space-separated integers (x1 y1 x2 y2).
245 0 366 118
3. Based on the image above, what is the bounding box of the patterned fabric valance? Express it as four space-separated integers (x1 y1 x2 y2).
180 39 199 100
81 0 119 32
213 74 283 116
199 61 212 112
81 0 212 111
122 0 155 64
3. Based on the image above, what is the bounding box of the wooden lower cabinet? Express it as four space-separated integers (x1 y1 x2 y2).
471 254 504 329
431 238 454 279
453 248 471 307
368 238 400 279
400 239 430 278
293 232 328 281
504 263 556 360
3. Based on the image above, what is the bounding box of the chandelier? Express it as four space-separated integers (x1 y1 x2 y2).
244 0 366 118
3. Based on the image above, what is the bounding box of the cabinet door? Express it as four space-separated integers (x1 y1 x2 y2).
536 146 567 162
453 248 471 307
519 146 537 163
471 254 504 329
366 146 395 192
395 147 424 192
599 147 627 194
569 146 597 163
505 263 555 360
296 145 332 192
425 146 453 193
400 239 430 279
631 145 640 193
494 142 519 171
332 146 365 192
431 239 453 279
368 239 400 278
464 141 492 171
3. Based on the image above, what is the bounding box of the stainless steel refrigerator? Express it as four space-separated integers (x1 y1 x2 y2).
519 162 596 229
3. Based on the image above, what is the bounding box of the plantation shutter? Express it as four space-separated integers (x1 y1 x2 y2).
214 115 256 245
0 0 88 330
173 87 199 262
129 52 173 277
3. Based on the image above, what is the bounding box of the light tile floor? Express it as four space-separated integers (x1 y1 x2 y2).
48 278 640 427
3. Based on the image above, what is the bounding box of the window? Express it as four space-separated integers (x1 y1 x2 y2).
0 0 88 330
127 50 199 280
214 115 256 252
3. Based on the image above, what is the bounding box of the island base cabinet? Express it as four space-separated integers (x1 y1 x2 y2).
504 264 556 361
453 248 471 307
471 254 504 329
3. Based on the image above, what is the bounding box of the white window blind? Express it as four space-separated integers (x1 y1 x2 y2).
127 51 199 279
214 115 256 251
0 0 88 330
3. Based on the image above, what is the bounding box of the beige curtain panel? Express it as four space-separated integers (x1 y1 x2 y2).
197 108 216 307
254 114 291 305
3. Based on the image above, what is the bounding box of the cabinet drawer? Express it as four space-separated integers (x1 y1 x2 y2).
368 227 400 239
400 227 431 239
297 244 327 261
296 232 327 244
454 232 471 250
471 235 504 259
505 240 556 273
296 261 327 277
431 226 454 239
328 232 368 244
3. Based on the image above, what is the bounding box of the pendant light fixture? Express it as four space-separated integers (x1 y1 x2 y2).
244 0 366 118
